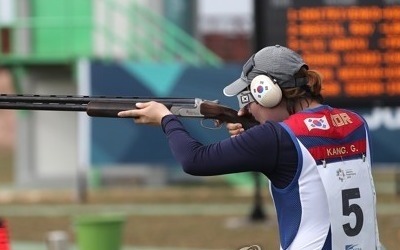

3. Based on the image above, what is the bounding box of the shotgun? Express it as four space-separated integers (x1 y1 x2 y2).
0 94 259 129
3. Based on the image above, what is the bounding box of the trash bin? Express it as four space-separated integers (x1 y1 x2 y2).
74 214 125 250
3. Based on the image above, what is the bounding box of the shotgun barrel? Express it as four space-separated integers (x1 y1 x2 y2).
0 94 195 113
0 93 259 128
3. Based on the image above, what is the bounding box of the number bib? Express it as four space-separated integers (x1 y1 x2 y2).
317 157 378 249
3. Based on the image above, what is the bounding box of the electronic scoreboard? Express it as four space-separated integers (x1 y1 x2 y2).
260 0 400 107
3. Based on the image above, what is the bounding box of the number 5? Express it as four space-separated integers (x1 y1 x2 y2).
342 188 364 236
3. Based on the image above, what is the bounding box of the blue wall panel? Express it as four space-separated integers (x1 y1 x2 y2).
90 61 242 166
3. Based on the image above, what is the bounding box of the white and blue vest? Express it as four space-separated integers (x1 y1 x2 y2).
274 105 381 250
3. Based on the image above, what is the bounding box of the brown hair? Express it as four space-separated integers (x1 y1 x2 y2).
282 67 324 114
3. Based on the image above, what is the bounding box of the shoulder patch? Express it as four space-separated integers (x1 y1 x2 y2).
284 108 364 139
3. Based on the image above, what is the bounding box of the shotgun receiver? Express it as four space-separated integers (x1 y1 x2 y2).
0 94 259 129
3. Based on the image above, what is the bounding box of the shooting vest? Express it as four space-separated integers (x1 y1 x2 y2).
273 105 380 250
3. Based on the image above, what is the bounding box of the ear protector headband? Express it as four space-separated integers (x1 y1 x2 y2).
241 54 283 108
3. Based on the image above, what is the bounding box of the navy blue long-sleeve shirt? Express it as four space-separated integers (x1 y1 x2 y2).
161 114 298 188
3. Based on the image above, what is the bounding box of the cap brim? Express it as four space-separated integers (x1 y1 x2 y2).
223 77 249 97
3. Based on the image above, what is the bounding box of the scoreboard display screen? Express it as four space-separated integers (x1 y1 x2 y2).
262 0 400 107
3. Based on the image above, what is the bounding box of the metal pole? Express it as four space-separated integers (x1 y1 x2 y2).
249 172 267 221
247 0 269 222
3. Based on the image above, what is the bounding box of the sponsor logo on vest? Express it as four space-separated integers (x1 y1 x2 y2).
345 244 361 250
337 168 346 182
337 168 357 182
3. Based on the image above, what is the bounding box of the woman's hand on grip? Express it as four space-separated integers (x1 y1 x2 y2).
225 107 250 137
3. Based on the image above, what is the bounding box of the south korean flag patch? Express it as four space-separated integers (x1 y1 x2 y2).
304 116 330 131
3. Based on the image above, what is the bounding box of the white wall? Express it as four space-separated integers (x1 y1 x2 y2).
0 0 15 25
32 82 77 178
15 67 78 187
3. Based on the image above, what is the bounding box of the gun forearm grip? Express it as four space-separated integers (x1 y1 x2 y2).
86 101 174 117
87 101 137 117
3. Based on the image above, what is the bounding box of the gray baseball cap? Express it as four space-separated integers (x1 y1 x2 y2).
223 45 309 97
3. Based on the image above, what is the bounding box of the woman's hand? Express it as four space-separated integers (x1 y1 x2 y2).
225 108 249 137
226 122 244 137
118 101 172 126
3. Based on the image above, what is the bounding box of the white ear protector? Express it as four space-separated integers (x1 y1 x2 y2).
250 75 282 108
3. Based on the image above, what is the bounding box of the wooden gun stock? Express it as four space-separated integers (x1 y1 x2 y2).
199 101 259 130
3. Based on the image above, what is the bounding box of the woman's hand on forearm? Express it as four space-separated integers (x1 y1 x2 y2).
118 101 172 126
